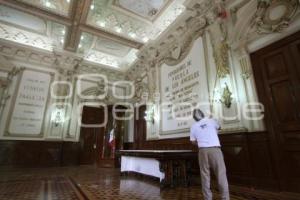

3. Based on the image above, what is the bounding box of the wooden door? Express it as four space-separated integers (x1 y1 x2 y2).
251 31 300 192
79 106 104 165
134 105 147 149
97 105 126 168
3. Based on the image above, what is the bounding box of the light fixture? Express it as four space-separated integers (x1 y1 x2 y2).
81 35 84 40
129 32 136 38
90 4 95 10
142 37 149 42
115 27 122 33
98 21 106 27
45 1 51 7
51 108 65 127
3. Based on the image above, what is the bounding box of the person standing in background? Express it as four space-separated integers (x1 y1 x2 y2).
190 109 229 200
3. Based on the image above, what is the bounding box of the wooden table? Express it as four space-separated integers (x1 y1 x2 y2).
118 150 197 188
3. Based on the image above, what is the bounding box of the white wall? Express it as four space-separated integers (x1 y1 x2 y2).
0 58 127 141
139 0 300 140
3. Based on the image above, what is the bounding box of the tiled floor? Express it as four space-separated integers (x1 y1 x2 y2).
0 166 275 200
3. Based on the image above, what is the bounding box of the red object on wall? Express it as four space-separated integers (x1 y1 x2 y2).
218 9 227 19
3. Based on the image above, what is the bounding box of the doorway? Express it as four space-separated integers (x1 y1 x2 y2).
79 105 126 167
79 106 104 165
251 31 300 192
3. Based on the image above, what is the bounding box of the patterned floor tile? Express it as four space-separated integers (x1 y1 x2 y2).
0 166 285 200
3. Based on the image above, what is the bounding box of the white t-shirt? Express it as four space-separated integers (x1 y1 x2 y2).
190 117 221 148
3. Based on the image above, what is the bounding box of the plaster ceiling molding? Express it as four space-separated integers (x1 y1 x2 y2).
126 0 216 78
77 32 94 54
87 1 144 42
42 56 56 65
19 0 72 16
87 0 186 43
0 39 124 77
77 64 125 81
94 36 131 57
115 0 166 20
85 50 120 68
105 14 119 28
53 54 83 70
0 23 53 51
29 53 42 62
0 5 66 50
205 10 218 25
150 2 186 40
50 22 67 49
228 0 258 47
32 37 48 49
229 0 252 25
254 0 299 34
15 49 28 59
80 85 109 101
13 32 29 44
163 35 196 66
0 6 9 17
119 48 138 69
135 28 148 40
0 5 47 34
0 25 9 39
120 21 133 33
191 0 219 26
0 45 15 56
78 33 139 70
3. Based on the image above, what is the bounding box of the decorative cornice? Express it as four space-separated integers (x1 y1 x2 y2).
0 24 53 51
229 0 300 49
126 0 218 81
0 41 126 81
0 77 8 89
254 0 299 34
1 0 72 26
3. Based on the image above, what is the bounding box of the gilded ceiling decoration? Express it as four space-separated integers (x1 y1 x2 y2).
0 0 186 71
115 0 167 20
0 0 299 76
87 0 185 43
19 0 72 16
254 0 299 34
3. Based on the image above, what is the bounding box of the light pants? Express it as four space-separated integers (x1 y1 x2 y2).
198 147 230 200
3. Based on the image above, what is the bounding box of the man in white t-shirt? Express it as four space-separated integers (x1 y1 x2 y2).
190 109 229 200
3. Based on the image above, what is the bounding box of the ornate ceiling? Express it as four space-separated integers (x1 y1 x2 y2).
0 0 186 71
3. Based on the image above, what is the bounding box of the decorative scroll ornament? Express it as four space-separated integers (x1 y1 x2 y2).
134 78 149 102
126 0 218 78
79 80 116 103
254 0 299 34
163 34 198 66
213 41 230 78
171 46 181 60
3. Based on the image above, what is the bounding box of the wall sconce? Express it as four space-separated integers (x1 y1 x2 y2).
51 108 65 127
220 83 233 108
144 105 155 124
